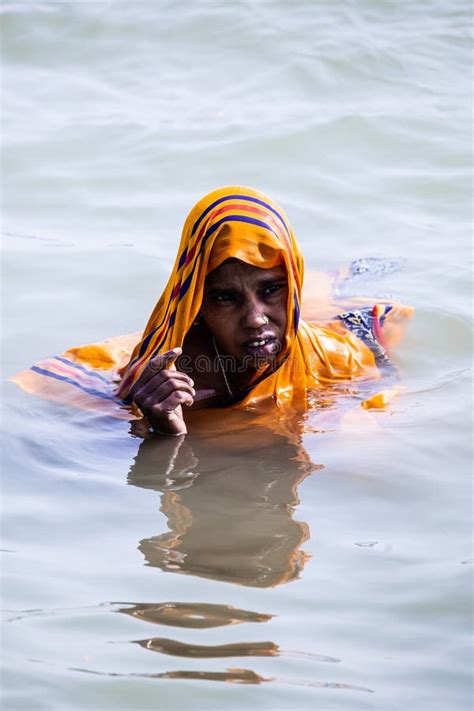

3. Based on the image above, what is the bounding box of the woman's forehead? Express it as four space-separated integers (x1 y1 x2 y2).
205 260 287 287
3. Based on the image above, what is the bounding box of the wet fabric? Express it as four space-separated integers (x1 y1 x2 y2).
11 186 413 419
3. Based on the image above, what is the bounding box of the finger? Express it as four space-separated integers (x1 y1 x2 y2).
142 379 195 407
135 347 182 388
133 371 194 402
193 388 216 402
151 390 194 414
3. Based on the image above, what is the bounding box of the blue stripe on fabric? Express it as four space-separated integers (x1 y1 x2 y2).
381 304 393 323
177 246 188 270
190 193 291 239
31 366 116 401
138 325 159 360
206 214 280 241
179 272 194 300
54 356 111 384
293 290 300 333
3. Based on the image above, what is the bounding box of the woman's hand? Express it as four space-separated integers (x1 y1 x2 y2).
130 347 195 436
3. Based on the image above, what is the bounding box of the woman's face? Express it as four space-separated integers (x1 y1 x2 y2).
200 260 288 367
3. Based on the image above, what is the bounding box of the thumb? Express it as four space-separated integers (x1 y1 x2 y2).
136 347 182 387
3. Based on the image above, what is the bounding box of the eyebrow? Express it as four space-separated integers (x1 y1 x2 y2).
207 274 288 293
207 272 287 291
207 285 238 294
257 274 287 285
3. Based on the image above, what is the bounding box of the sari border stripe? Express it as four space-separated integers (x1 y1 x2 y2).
31 366 115 401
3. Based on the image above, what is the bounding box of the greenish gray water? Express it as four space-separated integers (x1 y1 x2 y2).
1 2 472 710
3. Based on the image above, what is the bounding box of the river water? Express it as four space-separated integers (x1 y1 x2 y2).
1 2 472 710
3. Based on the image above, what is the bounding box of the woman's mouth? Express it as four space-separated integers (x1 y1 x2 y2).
243 336 280 357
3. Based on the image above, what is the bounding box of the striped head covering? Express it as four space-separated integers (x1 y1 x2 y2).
117 186 306 401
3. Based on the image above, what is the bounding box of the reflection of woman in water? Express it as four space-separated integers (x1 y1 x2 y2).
12 186 411 430
128 410 319 588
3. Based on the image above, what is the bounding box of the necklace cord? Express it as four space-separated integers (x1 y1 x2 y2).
212 337 233 398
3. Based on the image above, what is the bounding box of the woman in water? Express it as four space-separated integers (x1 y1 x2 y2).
118 186 406 435
12 185 410 432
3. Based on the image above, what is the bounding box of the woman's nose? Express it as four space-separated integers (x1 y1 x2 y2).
242 301 269 329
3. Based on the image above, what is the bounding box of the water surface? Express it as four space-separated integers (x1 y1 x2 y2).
1 2 472 710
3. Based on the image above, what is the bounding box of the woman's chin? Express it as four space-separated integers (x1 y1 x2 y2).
240 352 280 372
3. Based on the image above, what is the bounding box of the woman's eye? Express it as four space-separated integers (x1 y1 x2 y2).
214 292 234 303
263 283 284 297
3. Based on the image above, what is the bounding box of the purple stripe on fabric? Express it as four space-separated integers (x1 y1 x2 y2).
31 366 116 401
